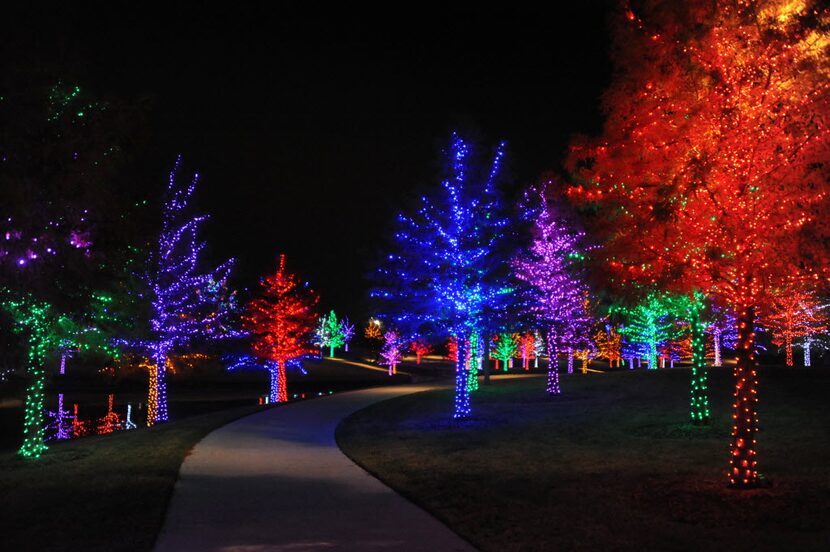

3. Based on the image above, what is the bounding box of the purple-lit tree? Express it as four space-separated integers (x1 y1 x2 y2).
380 330 403 376
340 317 355 352
513 186 591 396
128 158 238 426
371 133 512 419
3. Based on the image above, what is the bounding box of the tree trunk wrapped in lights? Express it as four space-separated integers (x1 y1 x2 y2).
730 306 761 487
545 330 561 395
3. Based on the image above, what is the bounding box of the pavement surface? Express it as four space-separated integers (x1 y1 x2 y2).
154 385 477 552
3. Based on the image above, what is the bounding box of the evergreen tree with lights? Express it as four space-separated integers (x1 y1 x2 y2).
243 254 318 403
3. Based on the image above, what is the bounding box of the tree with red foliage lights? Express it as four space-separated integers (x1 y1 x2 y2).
567 1 830 488
243 254 318 403
409 338 432 365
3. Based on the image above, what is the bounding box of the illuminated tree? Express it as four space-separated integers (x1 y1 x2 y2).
243 254 318 403
316 310 345 358
96 394 122 435
517 333 536 370
44 393 73 442
763 287 828 366
575 347 594 374
0 290 121 457
707 303 735 367
364 318 383 341
410 338 432 364
380 330 403 375
0 80 134 274
340 318 355 352
372 133 512 419
567 1 830 487
492 333 518 371
127 158 239 426
533 330 545 368
611 292 680 370
513 186 592 395
594 326 622 368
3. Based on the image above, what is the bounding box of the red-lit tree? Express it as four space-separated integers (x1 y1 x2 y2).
243 254 318 403
764 287 829 366
409 338 432 365
567 1 830 488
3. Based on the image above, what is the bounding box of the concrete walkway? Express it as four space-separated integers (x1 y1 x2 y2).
154 385 476 552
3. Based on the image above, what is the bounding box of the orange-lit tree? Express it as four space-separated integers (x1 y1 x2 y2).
243 254 318 403
567 1 830 488
764 287 828 366
594 326 622 368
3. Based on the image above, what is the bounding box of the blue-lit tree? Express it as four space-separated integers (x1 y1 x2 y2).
513 186 592 395
372 133 511 419
128 158 238 426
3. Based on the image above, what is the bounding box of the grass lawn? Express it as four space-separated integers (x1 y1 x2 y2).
336 367 830 551
0 403 267 551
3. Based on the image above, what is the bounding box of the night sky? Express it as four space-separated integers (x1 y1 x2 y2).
7 4 613 317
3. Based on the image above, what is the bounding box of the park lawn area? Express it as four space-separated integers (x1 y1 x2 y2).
336 367 830 551
0 403 267 552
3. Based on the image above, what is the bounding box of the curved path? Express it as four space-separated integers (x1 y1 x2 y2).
154 385 476 552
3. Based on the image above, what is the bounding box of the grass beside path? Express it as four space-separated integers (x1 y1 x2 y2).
0 403 266 552
336 368 830 552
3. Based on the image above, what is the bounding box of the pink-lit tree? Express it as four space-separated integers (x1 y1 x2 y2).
380 330 403 376
513 186 592 395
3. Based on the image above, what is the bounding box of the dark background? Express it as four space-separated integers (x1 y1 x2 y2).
4 3 613 319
